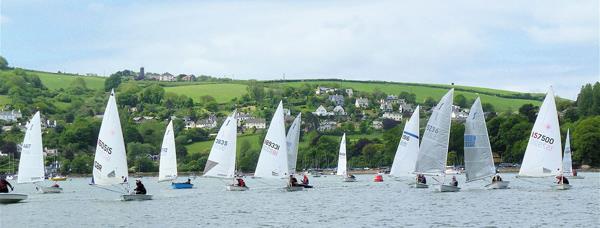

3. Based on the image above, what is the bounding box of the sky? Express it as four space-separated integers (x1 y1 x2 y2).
1 0 598 99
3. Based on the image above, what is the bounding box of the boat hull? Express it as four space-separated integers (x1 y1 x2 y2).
226 185 249 191
414 183 429 188
284 186 304 192
436 184 460 192
487 181 510 189
343 177 356 182
553 184 572 190
121 194 153 201
0 193 27 204
50 177 68 181
39 186 63 193
171 183 194 189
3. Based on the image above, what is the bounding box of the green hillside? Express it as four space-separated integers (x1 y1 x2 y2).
164 83 248 104
27 70 106 90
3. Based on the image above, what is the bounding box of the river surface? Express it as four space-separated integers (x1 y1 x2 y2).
1 173 599 227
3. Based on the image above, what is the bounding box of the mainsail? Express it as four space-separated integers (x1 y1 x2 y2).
414 89 453 175
336 133 348 176
464 97 496 182
17 111 45 184
254 101 289 178
390 106 420 177
286 113 301 174
158 120 177 182
518 88 562 177
562 129 573 176
92 90 129 186
204 112 238 178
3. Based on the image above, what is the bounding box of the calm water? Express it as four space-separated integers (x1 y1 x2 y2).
1 173 599 227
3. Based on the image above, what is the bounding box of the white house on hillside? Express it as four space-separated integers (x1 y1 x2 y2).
355 97 369 108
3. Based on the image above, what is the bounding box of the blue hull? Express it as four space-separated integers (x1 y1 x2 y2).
171 183 194 189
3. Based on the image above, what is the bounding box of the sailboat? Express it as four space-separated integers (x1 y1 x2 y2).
337 134 355 182
562 130 583 179
517 87 566 190
18 111 62 194
158 120 191 189
414 89 458 192
203 112 248 191
92 90 152 201
254 101 300 191
389 106 422 185
464 98 509 189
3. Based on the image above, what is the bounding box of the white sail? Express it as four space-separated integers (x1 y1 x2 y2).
17 111 45 184
254 101 289 178
414 89 453 175
286 113 301 174
158 120 177 182
336 134 348 176
562 129 573 176
92 90 129 186
204 112 238 178
390 106 420 177
518 88 562 177
464 97 496 182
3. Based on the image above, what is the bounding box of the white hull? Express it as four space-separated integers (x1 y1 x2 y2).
284 186 304 192
39 186 63 193
414 183 429 188
436 184 460 192
553 184 571 190
487 181 510 189
121 194 153 201
343 177 357 182
226 185 249 191
0 193 27 204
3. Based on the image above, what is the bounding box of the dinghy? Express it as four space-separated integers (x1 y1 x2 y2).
157 120 192 189
390 106 421 180
49 176 67 181
464 98 509 189
286 114 312 188
562 130 584 179
414 89 459 192
93 90 152 201
18 111 62 194
0 193 27 204
204 112 248 191
337 134 356 182
518 87 566 190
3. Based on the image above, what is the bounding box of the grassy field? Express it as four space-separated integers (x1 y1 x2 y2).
27 70 106 90
165 83 248 104
0 95 10 106
272 80 541 111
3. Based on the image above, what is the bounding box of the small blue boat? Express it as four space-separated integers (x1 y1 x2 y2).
171 183 194 189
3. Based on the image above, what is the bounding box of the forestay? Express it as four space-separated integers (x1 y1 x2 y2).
254 101 289 178
414 89 453 175
204 112 237 178
286 113 301 174
390 106 420 177
562 129 573 176
92 90 129 186
158 120 177 182
336 134 348 176
464 98 496 182
17 111 45 184
518 88 562 177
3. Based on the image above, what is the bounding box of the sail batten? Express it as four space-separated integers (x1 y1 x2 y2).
390 106 420 177
254 102 289 178
464 97 496 182
92 90 129 186
158 120 177 182
286 113 301 174
17 111 45 184
414 89 454 175
204 112 237 178
336 134 348 176
518 88 562 177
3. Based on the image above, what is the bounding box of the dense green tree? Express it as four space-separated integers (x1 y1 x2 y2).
0 56 8 69
572 116 600 166
592 82 600 115
576 84 593 116
140 84 165 104
455 94 468 108
104 74 122 91
519 104 538 122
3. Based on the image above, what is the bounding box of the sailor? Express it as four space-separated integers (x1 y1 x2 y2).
302 174 309 185
556 175 569 185
450 176 458 187
51 182 60 188
134 179 147 195
289 175 299 187
184 178 191 184
0 175 14 193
